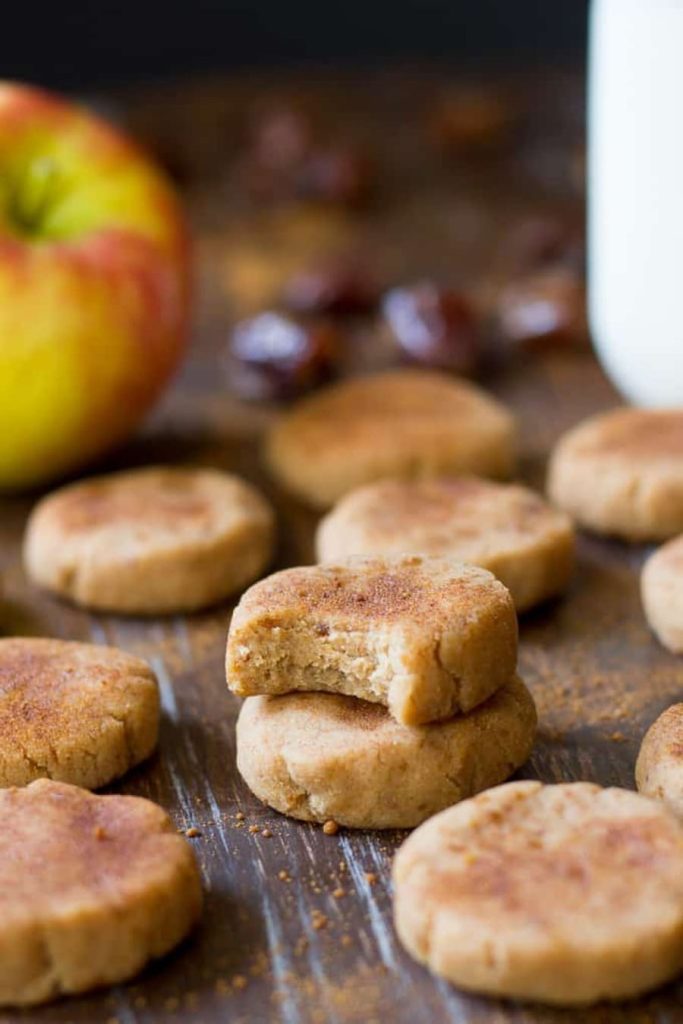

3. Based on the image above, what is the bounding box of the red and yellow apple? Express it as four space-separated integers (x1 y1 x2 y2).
0 83 190 490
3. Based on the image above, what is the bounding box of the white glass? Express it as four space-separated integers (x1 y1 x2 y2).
589 0 683 405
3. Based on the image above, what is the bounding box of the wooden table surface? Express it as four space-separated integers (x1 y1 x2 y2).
1 70 682 1024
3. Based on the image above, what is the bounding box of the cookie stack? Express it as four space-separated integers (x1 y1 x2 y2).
227 553 536 829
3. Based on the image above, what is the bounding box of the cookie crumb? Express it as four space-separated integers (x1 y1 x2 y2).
322 819 339 836
365 871 378 885
232 974 248 990
311 910 328 930
248 824 260 834
332 887 345 899
262 828 273 838
278 869 291 882
235 810 245 820
341 933 353 947
185 827 201 838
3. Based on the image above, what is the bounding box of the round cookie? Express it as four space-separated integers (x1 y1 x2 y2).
24 466 275 614
0 779 202 1006
641 535 683 652
236 676 536 829
226 554 518 725
266 368 517 508
393 781 683 1005
548 408 683 540
636 703 683 820
0 637 159 790
316 477 575 612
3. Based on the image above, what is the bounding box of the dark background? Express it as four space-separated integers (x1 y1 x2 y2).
3 0 589 89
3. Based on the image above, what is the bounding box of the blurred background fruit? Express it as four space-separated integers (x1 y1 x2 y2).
0 83 190 490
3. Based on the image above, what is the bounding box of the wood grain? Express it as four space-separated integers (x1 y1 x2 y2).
0 70 681 1023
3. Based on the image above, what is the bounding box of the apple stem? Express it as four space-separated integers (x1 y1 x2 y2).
11 158 60 235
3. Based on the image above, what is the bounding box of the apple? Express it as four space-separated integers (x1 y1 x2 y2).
0 83 191 490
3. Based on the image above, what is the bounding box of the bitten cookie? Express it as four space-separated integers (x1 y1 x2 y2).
236 676 536 829
226 554 518 725
636 703 683 820
24 467 275 614
393 781 683 1005
316 477 575 612
641 535 683 652
266 369 517 508
0 638 159 790
0 779 202 1006
548 408 683 540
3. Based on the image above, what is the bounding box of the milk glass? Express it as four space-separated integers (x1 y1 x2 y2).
589 0 683 404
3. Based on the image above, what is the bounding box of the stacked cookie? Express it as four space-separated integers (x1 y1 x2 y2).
227 553 536 829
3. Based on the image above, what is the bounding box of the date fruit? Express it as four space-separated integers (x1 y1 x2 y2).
228 311 339 400
495 267 587 348
382 282 480 374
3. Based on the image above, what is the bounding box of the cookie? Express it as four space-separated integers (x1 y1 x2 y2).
548 408 683 540
266 369 517 508
0 638 159 790
24 467 274 614
226 554 518 725
641 535 683 652
236 676 536 829
316 477 575 612
393 780 683 1005
636 703 683 820
0 779 201 1006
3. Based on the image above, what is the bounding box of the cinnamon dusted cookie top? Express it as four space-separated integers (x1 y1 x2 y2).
0 779 202 1006
393 780 683 1005
266 368 517 508
236 676 536 829
0 637 159 790
636 703 683 821
316 477 575 611
24 466 274 614
548 408 683 540
226 554 518 725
